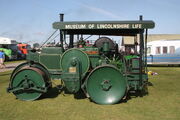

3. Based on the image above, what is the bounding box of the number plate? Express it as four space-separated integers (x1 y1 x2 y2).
69 67 76 73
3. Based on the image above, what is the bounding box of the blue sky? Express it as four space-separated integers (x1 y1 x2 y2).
0 0 180 44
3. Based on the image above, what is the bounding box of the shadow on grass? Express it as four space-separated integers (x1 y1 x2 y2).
120 92 148 103
61 89 87 99
39 86 63 100
147 81 153 86
37 86 86 100
120 82 153 103
74 90 86 99
38 82 154 104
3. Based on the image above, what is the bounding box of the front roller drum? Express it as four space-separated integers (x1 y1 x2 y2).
85 65 127 104
8 67 49 101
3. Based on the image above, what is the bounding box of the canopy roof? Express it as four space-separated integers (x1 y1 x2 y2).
53 20 155 36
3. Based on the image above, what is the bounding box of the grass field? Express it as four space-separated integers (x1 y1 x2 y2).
4 60 25 64
0 67 179 120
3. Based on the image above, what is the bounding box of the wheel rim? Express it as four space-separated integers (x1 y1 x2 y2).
86 65 126 104
11 67 46 101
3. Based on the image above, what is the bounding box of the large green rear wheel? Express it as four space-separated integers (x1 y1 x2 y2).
85 65 126 104
10 67 48 101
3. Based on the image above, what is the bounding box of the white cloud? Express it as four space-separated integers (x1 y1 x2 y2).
80 3 121 19
34 32 44 36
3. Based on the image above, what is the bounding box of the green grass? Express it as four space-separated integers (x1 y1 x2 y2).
4 60 25 64
0 67 179 120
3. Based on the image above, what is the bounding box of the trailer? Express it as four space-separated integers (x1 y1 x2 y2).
147 40 180 65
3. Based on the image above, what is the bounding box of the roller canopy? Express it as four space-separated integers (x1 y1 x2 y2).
52 20 155 36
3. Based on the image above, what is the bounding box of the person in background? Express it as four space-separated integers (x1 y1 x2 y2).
0 50 6 69
77 37 86 48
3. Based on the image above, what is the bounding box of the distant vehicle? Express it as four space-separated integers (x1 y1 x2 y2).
17 43 31 59
0 37 31 60
147 40 180 65
0 37 18 60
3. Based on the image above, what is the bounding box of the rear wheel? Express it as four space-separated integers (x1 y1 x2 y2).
9 67 48 101
85 65 127 104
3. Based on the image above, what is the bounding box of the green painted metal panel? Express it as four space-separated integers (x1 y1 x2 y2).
53 21 155 30
79 47 100 68
132 58 140 73
39 54 61 70
26 52 39 62
41 47 63 54
88 55 100 68
127 74 148 90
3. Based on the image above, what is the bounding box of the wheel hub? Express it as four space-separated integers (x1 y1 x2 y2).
101 80 112 91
